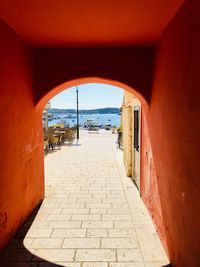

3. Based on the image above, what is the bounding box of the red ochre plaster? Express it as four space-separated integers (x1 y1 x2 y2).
0 20 44 249
0 1 200 266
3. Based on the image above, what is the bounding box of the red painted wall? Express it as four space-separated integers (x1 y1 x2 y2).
140 107 168 252
141 0 200 266
0 20 44 249
0 1 200 266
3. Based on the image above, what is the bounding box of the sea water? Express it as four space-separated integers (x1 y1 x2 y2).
48 113 120 128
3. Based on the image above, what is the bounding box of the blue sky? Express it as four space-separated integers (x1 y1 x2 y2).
50 83 124 109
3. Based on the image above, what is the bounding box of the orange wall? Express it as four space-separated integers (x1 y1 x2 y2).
0 1 200 266
140 107 167 252
141 0 200 266
0 20 44 249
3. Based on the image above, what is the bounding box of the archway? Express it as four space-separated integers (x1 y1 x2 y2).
37 78 150 211
1 79 169 264
38 77 146 191
36 77 148 112
37 77 167 254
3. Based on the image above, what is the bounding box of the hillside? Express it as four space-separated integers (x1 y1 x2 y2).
50 107 120 114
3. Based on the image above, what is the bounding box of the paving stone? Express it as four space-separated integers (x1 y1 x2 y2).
82 221 113 228
114 222 134 229
31 221 51 228
47 214 71 221
102 215 131 221
71 214 101 220
109 263 145 267
33 249 75 262
1 132 169 266
52 228 86 237
41 202 59 208
107 209 129 215
103 199 126 203
117 249 143 261
87 229 108 237
59 203 85 208
37 208 62 214
144 262 170 267
57 198 77 203
82 263 108 267
49 221 81 229
86 203 112 208
112 204 128 209
90 208 107 214
62 208 90 214
76 249 116 261
62 238 100 248
77 198 102 203
108 229 136 238
101 238 138 248
49 221 81 228
26 229 52 238
30 238 63 248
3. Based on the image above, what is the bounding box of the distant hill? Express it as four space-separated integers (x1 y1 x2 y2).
50 107 120 114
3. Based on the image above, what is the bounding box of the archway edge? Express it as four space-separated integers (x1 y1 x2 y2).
35 77 148 112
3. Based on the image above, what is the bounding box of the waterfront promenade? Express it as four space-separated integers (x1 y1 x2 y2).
0 130 169 267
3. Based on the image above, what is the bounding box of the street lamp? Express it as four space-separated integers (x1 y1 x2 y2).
76 86 79 140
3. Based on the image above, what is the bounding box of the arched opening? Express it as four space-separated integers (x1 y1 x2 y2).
37 77 149 207
0 78 169 266
1 1 200 265
35 77 148 112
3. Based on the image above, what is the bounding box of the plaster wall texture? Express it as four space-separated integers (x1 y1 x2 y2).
0 1 200 266
0 20 44 249
144 0 200 265
121 92 141 178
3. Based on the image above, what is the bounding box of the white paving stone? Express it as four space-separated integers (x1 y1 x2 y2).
108 229 136 238
83 263 108 267
2 131 169 266
117 249 143 261
101 238 138 248
30 238 63 248
51 228 86 237
62 238 100 248
33 249 75 262
76 249 116 261
87 229 108 237
82 221 113 229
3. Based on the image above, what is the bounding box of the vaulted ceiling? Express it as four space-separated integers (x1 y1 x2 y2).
0 0 184 47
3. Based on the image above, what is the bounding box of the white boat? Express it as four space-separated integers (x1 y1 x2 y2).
84 118 99 131
63 114 77 119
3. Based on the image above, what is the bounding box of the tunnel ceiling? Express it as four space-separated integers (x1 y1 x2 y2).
0 0 183 47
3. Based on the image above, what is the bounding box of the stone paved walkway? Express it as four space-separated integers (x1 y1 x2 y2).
0 130 169 267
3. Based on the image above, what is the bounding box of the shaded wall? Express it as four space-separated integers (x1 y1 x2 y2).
141 0 200 266
0 20 44 249
33 47 154 107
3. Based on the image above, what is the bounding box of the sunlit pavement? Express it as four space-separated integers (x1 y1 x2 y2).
0 130 169 267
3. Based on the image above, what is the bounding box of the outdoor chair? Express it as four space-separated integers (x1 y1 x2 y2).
62 128 75 144
48 133 60 149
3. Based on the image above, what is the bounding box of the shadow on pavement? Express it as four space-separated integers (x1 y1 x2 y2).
0 205 64 267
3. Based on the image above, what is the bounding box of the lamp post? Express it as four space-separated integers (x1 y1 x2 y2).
76 86 79 140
